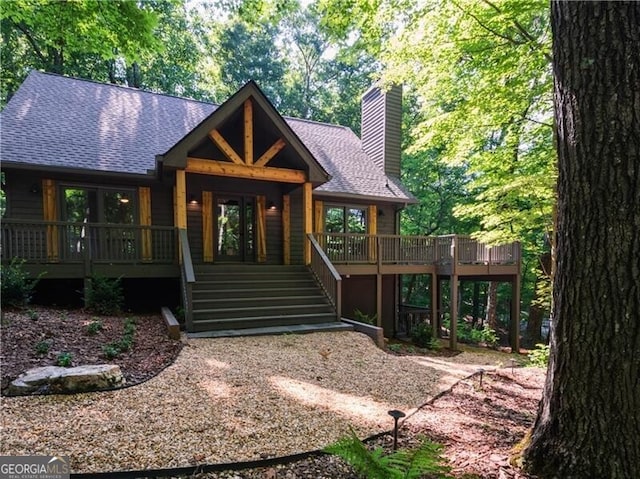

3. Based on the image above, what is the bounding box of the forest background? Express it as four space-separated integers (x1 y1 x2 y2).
0 0 554 345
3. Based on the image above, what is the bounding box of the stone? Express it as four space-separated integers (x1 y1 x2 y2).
8 364 125 395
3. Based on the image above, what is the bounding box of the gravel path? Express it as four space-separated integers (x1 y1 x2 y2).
0 331 511 474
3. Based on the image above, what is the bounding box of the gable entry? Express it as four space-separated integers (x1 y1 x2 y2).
160 81 330 265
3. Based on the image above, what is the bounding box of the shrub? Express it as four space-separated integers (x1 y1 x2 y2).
56 352 73 367
85 276 124 315
411 322 433 348
324 427 452 479
35 340 50 356
1 258 42 308
102 343 121 359
354 308 377 325
479 325 499 348
86 320 103 335
528 343 550 367
388 343 402 353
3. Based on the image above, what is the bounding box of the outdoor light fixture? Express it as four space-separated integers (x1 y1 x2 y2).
388 409 406 450
119 194 130 204
189 194 198 205
267 200 276 210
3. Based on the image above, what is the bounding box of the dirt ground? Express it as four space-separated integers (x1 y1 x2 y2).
0 307 545 478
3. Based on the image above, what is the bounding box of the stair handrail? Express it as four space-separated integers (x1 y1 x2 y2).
308 234 342 320
178 228 195 331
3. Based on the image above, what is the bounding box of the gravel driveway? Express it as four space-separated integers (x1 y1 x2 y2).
0 331 509 474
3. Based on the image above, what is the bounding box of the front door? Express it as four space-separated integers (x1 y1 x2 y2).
217 196 255 262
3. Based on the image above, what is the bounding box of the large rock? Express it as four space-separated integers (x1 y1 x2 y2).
8 364 125 395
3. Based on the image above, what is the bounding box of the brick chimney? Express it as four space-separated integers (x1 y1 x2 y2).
361 84 402 177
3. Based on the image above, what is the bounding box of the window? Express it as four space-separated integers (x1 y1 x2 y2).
62 187 135 224
61 186 136 259
324 205 367 234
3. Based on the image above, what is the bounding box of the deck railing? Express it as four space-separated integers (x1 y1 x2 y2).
1 219 177 264
308 234 342 319
178 228 195 331
313 233 519 266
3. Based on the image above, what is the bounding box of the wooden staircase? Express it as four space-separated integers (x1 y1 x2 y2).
188 264 350 336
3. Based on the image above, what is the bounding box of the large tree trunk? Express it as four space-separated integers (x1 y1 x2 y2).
523 2 640 478
485 281 498 330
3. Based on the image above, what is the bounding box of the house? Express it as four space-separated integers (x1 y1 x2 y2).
0 71 521 350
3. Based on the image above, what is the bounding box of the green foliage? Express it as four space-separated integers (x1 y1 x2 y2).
527 343 550 368
1 258 42 308
86 320 103 336
0 0 163 104
34 340 50 356
388 343 402 353
102 318 136 359
324 427 452 479
410 322 433 349
56 352 73 367
102 343 121 360
353 308 377 325
477 325 499 348
85 276 124 316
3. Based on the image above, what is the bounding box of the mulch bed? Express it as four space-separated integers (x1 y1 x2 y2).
0 306 183 394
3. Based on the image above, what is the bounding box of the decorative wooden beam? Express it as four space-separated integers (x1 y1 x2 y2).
42 178 59 262
244 99 253 165
255 138 286 167
186 157 306 183
209 129 244 165
175 170 187 229
202 191 214 262
314 200 324 233
368 204 377 263
139 186 152 261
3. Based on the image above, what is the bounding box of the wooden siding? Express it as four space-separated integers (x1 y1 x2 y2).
139 186 152 261
361 85 402 177
202 191 214 262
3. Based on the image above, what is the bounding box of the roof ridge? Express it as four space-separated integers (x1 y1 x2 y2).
285 115 353 132
29 70 219 108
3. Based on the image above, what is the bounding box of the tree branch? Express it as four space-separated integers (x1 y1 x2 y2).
14 22 48 66
480 0 552 63
451 0 525 47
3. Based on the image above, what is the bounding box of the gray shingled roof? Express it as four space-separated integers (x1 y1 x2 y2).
0 71 414 202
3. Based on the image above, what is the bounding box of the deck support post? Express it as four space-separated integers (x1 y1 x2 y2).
510 273 521 353
376 273 383 329
431 273 439 339
449 274 459 350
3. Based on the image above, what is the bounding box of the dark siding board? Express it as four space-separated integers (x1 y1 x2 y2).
383 86 402 177
187 204 204 263
290 188 304 265
377 204 397 235
382 275 397 335
266 208 283 264
361 85 402 178
361 88 386 172
151 184 174 227
4 170 44 220
342 275 376 321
